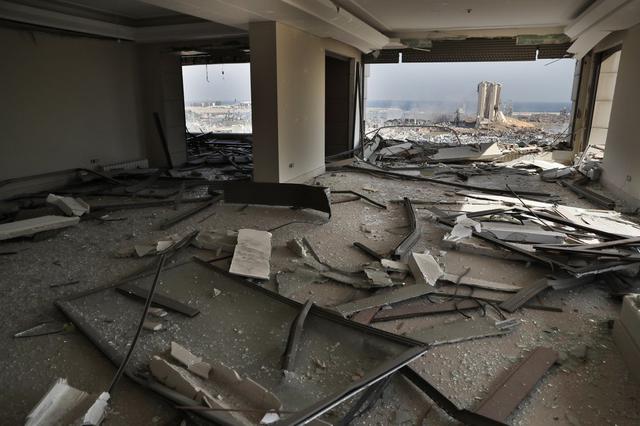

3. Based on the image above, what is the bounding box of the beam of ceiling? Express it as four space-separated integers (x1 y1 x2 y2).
0 0 244 42
566 0 640 57
137 0 389 51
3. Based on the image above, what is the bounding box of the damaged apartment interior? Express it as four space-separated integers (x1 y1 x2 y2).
3 0 640 425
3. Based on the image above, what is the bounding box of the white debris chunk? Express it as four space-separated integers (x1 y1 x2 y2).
82 392 110 426
408 251 444 286
444 214 481 242
26 378 90 426
229 229 272 280
46 193 90 216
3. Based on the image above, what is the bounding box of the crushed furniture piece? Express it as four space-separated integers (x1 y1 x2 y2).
0 215 79 241
209 181 332 217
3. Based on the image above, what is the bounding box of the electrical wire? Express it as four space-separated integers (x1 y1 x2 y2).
107 254 167 394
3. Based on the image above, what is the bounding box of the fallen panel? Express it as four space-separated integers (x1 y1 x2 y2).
406 316 517 346
0 215 79 241
481 222 566 244
372 298 484 322
440 272 522 292
335 285 433 317
57 259 427 425
210 181 332 217
499 279 550 313
474 347 558 422
229 229 272 280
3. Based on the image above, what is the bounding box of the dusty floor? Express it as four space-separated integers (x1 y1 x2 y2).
1 169 639 425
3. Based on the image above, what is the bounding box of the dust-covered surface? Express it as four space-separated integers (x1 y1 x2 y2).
1 170 640 425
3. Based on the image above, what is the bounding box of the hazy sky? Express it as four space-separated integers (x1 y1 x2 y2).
182 58 575 103
183 63 251 103
367 59 575 103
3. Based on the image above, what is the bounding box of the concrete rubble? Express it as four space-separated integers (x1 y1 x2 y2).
3 131 640 426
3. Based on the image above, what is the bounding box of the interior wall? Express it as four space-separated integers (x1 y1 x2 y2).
601 24 640 205
0 26 146 181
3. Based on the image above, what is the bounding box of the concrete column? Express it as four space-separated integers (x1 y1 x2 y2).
249 21 326 183
477 81 488 120
601 24 640 206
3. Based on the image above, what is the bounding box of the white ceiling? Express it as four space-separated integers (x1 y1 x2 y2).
52 0 178 19
334 0 595 34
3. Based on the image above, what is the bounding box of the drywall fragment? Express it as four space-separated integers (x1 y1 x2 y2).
286 238 308 258
481 222 565 244
229 229 272 280
82 392 110 426
0 215 79 241
168 342 282 410
150 356 211 401
381 259 409 273
444 214 481 242
143 320 162 331
408 252 443 286
171 342 212 379
25 378 89 426
46 193 90 216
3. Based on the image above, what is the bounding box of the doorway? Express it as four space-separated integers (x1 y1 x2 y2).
325 54 353 156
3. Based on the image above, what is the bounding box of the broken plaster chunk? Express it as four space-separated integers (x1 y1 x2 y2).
229 229 272 280
444 214 481 242
46 193 90 217
363 266 394 287
82 392 110 426
408 251 443 286
286 238 308 258
134 244 157 258
143 320 162 331
148 307 168 318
